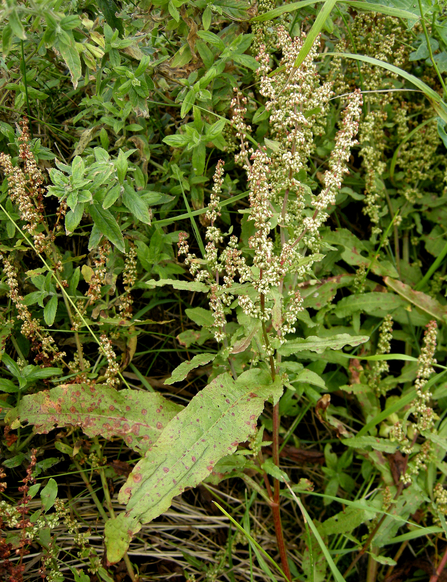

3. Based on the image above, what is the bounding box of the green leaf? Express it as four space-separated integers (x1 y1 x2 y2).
97 0 124 35
202 5 212 30
40 478 58 512
0 378 19 393
2 353 22 378
105 370 283 563
65 203 84 234
197 30 225 51
181 89 196 119
89 202 125 252
9 10 26 40
168 0 180 22
165 353 216 385
341 436 399 453
122 183 151 225
115 149 128 185
14 384 182 454
185 307 214 327
196 41 214 69
384 277 447 323
44 295 58 326
57 38 82 89
279 334 369 355
144 279 209 293
192 142 206 175
2 453 26 468
206 119 226 141
102 185 121 209
163 134 190 148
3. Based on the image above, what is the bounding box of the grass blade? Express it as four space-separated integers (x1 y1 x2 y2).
327 52 447 121
293 0 338 70
285 482 346 582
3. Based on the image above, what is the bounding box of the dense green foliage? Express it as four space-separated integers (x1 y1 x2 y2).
1 1 447 581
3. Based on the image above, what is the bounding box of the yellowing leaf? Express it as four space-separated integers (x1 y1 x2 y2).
105 370 283 562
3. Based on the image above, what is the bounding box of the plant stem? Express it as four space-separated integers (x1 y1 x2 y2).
259 289 291 581
271 401 292 581
366 547 379 582
430 544 447 582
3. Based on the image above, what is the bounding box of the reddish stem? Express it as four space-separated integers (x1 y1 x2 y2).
271 401 292 582
430 545 447 582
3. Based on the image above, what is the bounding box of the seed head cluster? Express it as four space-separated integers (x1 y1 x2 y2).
179 26 362 346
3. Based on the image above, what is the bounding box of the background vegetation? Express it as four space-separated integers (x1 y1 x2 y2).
1 0 447 581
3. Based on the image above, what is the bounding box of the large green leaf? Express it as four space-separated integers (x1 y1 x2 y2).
11 384 182 453
279 334 369 356
89 202 125 252
105 370 283 563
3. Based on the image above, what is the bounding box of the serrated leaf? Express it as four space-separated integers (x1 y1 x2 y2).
279 334 369 355
165 353 215 385
144 279 209 293
105 370 283 563
13 384 182 454
89 203 125 252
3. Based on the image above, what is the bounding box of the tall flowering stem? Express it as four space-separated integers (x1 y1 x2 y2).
178 26 362 579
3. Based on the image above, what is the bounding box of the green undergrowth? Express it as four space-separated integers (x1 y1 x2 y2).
1 0 447 581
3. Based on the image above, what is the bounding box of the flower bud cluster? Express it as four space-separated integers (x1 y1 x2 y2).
369 314 393 395
413 320 437 432
119 242 137 318
178 163 248 340
100 334 120 387
0 118 49 253
86 242 111 304
1 254 66 365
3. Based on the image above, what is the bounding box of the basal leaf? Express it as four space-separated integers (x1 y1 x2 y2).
164 353 216 385
279 334 369 356
13 384 182 453
89 202 125 252
105 370 283 562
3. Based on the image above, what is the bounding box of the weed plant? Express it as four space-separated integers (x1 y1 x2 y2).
1 1 447 581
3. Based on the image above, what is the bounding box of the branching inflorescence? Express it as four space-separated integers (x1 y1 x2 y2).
179 28 362 347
